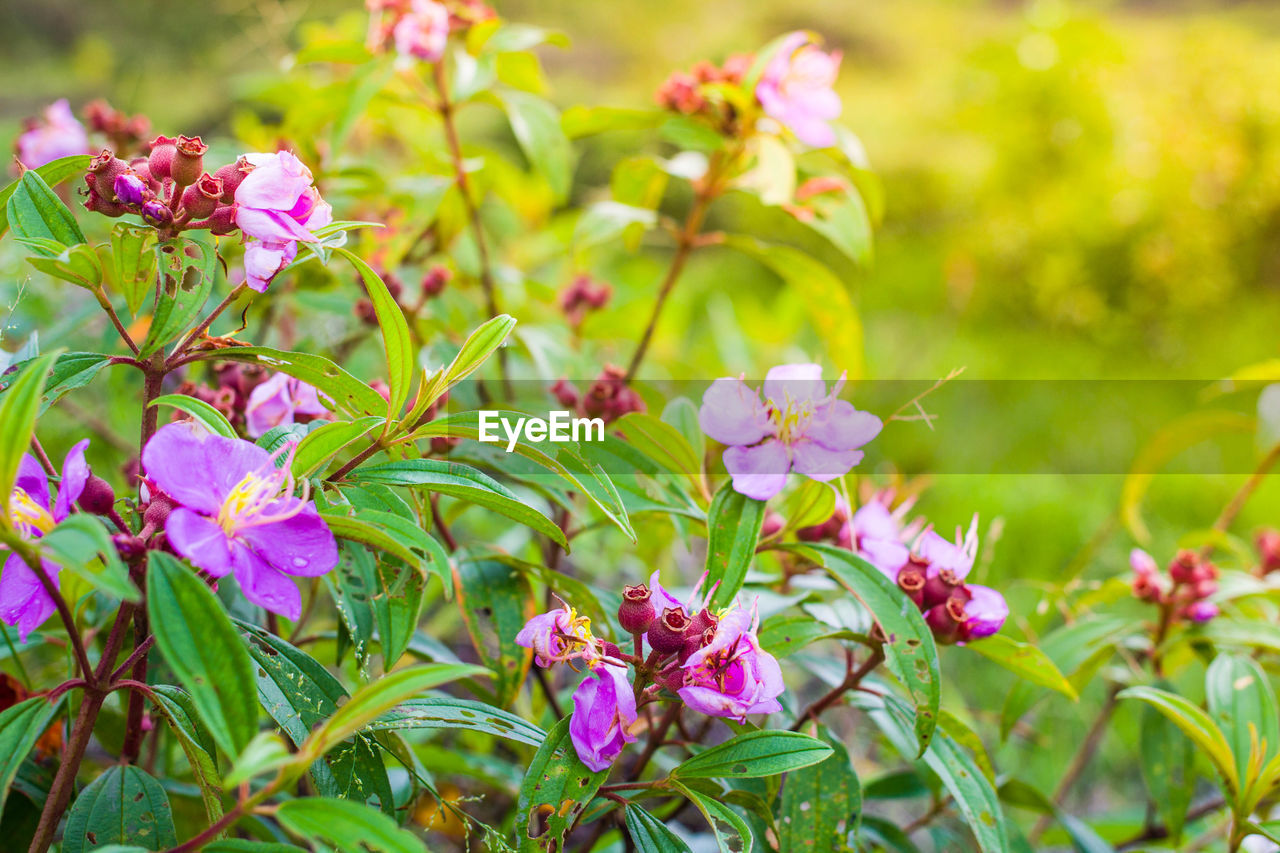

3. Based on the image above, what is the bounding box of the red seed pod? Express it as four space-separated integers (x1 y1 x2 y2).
618 584 656 634
421 264 451 298
83 182 127 218
920 565 963 610
212 156 251 203
686 607 718 637
88 149 130 193
180 173 223 220
896 564 927 608
647 607 691 655
1169 550 1198 584
550 379 579 410
205 205 237 235
172 135 207 188
924 594 968 645
147 135 178 182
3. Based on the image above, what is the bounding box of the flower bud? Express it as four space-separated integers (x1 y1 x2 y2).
421 264 451 298
206 205 237 235
1184 600 1219 623
172 135 207 188
760 510 786 539
599 641 623 660
180 173 223 220
83 181 126 218
77 475 116 515
147 135 178 182
1169 550 1198 584
1131 571 1162 603
550 379 579 410
112 533 146 561
355 298 379 325
647 607 691 655
113 172 148 206
618 584 656 634
1129 548 1158 576
212 156 251 203
89 149 130 188
143 493 175 528
1257 529 1280 574
142 199 173 226
924 595 968 644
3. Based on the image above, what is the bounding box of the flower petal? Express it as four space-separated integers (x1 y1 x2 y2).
53 439 91 522
14 454 49 510
237 504 339 578
789 438 863 482
166 508 234 578
763 363 825 405
960 585 1008 642
143 422 271 513
808 401 882 451
231 543 302 620
0 552 57 642
698 378 772 446
235 207 316 243
723 440 790 500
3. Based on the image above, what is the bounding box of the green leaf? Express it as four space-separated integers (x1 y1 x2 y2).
0 352 56 523
62 765 177 853
779 725 860 852
498 90 573 201
614 412 701 478
672 731 832 780
561 105 664 138
796 181 873 267
367 696 546 746
572 201 657 252
214 347 387 416
148 685 223 824
793 544 940 754
998 779 1114 853
334 248 413 420
0 154 92 237
5 170 85 248
453 559 534 706
1206 653 1278 793
967 635 1076 700
725 236 864 379
36 352 111 413
515 716 609 852
140 234 217 357
758 613 850 659
1139 682 1194 847
411 314 516 418
39 513 141 602
147 551 259 757
24 242 103 288
347 459 567 548
374 556 430 668
704 482 766 609
148 393 237 439
1118 685 1239 798
675 783 754 853
276 797 426 853
0 696 61 821
110 223 158 315
292 416 382 478
625 805 693 853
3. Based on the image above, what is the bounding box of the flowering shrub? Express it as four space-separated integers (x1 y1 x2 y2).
0 4 1279 853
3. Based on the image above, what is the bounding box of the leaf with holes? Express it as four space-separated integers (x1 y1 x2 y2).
61 765 177 853
454 559 535 706
515 716 609 852
779 726 860 852
367 696 546 746
140 233 216 357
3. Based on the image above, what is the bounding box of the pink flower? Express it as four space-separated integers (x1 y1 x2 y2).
142 423 338 620
244 373 330 438
756 32 842 147
233 151 333 292
569 663 638 772
677 602 785 721
15 100 90 169
516 602 601 667
699 364 881 500
392 0 450 63
0 441 90 640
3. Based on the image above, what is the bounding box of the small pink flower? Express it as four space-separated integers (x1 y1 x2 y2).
516 603 601 667
677 602 785 721
15 100 90 169
244 372 330 438
392 0 450 64
233 151 333 292
756 32 842 148
569 663 638 772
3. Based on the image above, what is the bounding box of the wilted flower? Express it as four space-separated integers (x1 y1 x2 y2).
516 601 601 667
244 373 330 438
569 663 638 771
15 100 90 169
756 31 842 147
677 602 785 721
141 422 338 619
0 441 90 640
699 363 881 500
233 151 333 292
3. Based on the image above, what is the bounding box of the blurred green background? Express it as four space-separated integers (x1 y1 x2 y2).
4 0 1280 826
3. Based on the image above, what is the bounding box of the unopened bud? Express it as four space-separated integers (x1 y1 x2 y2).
355 298 378 325
143 493 175 528
77 475 116 515
1169 550 1198 584
421 265 451 298
113 172 148 206
206 205 237 235
212 157 251 203
142 199 172 226
1184 600 1219 623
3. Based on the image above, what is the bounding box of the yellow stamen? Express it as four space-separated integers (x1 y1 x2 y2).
9 488 54 539
215 444 310 535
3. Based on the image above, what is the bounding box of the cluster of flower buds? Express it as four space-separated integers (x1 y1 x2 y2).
655 54 753 135
172 363 267 434
1256 529 1280 575
550 365 644 425
366 0 492 65
516 575 784 772
83 136 239 239
84 100 150 157
559 274 611 329
1130 548 1219 623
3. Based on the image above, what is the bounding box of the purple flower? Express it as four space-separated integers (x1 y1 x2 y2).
15 100 90 169
516 602 600 667
677 603 785 721
392 0 450 64
1185 600 1219 624
113 172 149 206
233 151 333 292
699 364 881 500
756 33 842 147
1129 548 1158 576
244 372 330 438
1 441 90 640
846 498 911 577
141 422 338 620
570 663 638 772
956 584 1008 642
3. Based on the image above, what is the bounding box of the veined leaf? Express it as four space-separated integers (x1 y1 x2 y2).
515 717 608 852
61 765 176 853
672 731 832 780
967 635 1076 700
704 482 766 609
1119 685 1239 799
149 393 237 439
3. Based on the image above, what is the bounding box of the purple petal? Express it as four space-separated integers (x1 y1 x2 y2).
235 207 317 244
143 422 271 514
53 439 90 522
860 538 910 579
808 401 882 451
237 504 339 578
166 508 234 578
789 439 863 482
231 543 302 620
698 378 772 446
851 500 899 542
14 454 49 510
916 529 975 581
723 440 790 501
0 552 57 642
763 363 825 405
647 571 683 612
234 152 312 211
960 585 1008 641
